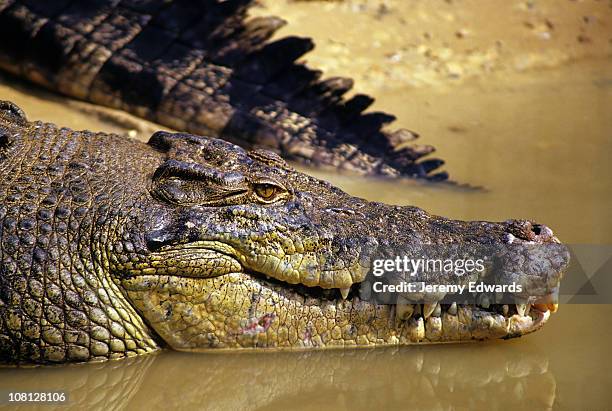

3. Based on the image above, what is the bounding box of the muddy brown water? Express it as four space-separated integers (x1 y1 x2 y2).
1 1 611 409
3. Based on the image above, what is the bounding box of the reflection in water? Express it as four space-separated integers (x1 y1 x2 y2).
0 355 154 410
1 344 555 411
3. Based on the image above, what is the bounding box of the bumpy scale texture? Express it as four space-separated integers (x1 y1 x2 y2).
0 0 446 179
0 103 160 363
0 102 567 364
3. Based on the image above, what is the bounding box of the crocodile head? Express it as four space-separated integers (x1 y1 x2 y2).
113 131 569 350
0 103 569 363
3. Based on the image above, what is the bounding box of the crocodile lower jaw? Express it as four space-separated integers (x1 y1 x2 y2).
120 267 556 350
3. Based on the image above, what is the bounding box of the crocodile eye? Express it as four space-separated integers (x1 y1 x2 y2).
252 180 288 203
254 184 279 200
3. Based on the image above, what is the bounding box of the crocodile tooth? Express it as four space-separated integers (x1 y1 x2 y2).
447 302 457 315
432 303 441 317
423 303 437 319
339 287 350 300
396 304 415 321
502 305 509 316
516 304 528 316
533 303 548 312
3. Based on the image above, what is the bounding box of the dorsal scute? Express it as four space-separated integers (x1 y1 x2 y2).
0 101 27 125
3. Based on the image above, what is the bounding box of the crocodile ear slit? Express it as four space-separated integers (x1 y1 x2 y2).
150 159 248 206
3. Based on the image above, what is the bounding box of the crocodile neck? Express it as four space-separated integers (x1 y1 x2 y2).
0 119 160 363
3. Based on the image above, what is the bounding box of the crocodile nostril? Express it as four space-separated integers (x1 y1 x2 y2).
505 220 555 243
526 222 555 241
536 224 555 240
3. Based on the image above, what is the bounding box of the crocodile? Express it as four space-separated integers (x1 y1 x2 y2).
0 0 447 180
0 101 568 364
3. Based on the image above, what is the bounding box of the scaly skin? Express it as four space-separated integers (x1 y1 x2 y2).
0 102 568 365
0 0 445 180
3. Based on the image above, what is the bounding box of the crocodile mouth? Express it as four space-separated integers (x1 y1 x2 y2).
125 240 561 342
247 268 559 338
242 269 558 339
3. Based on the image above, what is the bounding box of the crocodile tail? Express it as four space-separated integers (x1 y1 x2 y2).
0 0 447 180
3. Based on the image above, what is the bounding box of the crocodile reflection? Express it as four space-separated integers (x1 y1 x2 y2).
1 345 555 410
